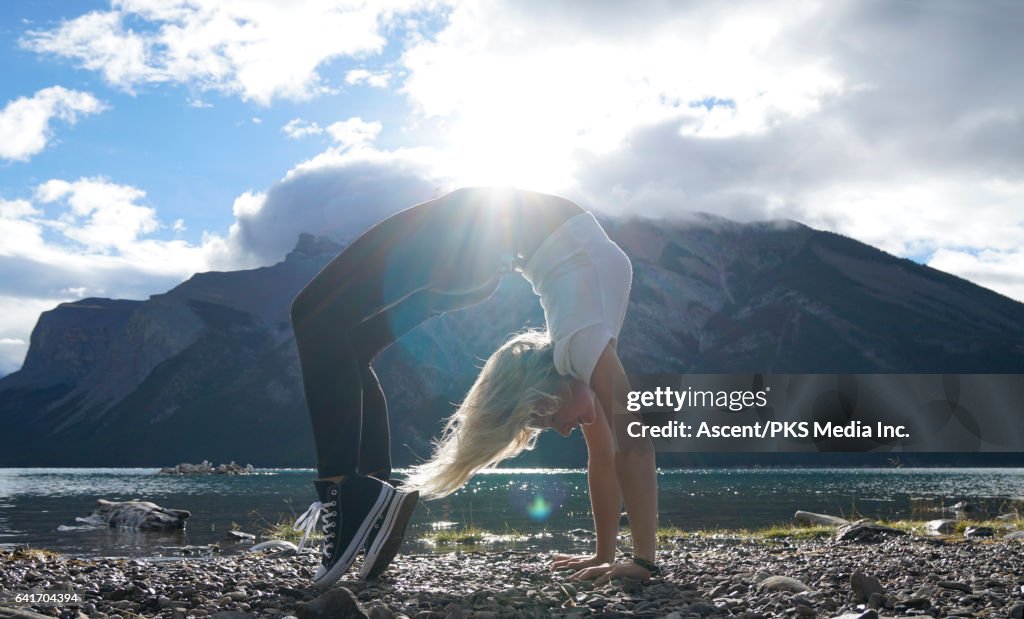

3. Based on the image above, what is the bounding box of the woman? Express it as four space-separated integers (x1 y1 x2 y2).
290 187 658 587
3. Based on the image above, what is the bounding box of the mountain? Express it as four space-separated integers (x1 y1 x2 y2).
2 216 1023 467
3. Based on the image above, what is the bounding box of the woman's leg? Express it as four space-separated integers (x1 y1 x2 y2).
291 211 426 478
291 311 366 478
348 281 504 480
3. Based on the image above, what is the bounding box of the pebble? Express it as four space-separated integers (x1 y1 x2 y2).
1 532 1022 618
850 572 883 602
937 580 972 593
759 575 811 593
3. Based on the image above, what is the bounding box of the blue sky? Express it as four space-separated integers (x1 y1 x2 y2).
1 1 1022 374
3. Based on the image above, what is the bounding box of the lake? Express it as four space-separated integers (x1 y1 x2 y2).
1 467 1021 559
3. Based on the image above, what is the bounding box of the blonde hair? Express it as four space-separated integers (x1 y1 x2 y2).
403 329 572 499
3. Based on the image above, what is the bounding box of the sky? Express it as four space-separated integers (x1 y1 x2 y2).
0 0 1022 375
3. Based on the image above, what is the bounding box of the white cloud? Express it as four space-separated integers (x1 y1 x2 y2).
345 68 392 88
35 178 161 253
394 0 1024 302
0 147 444 374
22 0 433 105
282 118 323 140
0 175 254 372
0 86 106 162
326 117 382 150
0 178 219 303
928 249 1024 304
216 146 443 266
281 117 382 150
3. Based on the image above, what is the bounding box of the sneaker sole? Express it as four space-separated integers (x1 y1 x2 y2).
312 484 394 588
359 490 419 580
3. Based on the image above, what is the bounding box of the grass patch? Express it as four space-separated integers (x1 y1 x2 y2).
648 524 834 542
421 526 490 546
260 520 313 544
3 547 62 560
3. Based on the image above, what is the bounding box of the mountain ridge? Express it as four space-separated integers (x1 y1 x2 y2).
2 214 1022 467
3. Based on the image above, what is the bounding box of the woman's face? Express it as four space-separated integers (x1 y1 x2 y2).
533 378 597 437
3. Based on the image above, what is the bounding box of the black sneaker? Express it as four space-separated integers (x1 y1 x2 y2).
359 488 419 579
293 476 395 587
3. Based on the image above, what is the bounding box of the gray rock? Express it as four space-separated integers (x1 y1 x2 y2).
586 595 608 609
831 611 878 619
995 513 1021 522
835 523 907 543
1008 602 1024 619
0 608 54 618
850 572 884 602
937 581 971 593
159 461 255 475
964 526 994 538
210 613 254 619
902 597 931 610
249 540 299 553
297 587 368 619
366 606 394 619
1005 531 1024 540
868 592 887 609
76 499 190 531
794 511 851 526
925 519 958 534
759 576 811 593
226 530 256 542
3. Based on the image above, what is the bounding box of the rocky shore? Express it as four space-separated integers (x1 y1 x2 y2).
2 531 1023 619
159 462 255 476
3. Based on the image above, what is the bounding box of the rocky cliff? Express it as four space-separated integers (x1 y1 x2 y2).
2 217 1023 467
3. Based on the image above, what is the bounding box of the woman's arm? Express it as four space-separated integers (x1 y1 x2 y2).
574 341 659 582
582 398 621 563
552 397 620 570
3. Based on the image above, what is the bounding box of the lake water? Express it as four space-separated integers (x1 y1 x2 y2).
1 467 1021 559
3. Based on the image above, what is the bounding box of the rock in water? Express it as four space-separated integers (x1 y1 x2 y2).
80 499 190 531
794 511 850 526
297 586 368 619
226 530 256 542
159 460 255 475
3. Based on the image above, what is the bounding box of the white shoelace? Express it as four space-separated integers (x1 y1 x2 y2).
292 500 337 557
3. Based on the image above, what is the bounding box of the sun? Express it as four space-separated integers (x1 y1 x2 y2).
439 107 579 193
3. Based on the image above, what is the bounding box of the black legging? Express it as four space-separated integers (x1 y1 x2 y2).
290 194 511 478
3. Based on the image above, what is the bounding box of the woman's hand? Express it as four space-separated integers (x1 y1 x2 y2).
569 560 654 586
550 553 608 571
